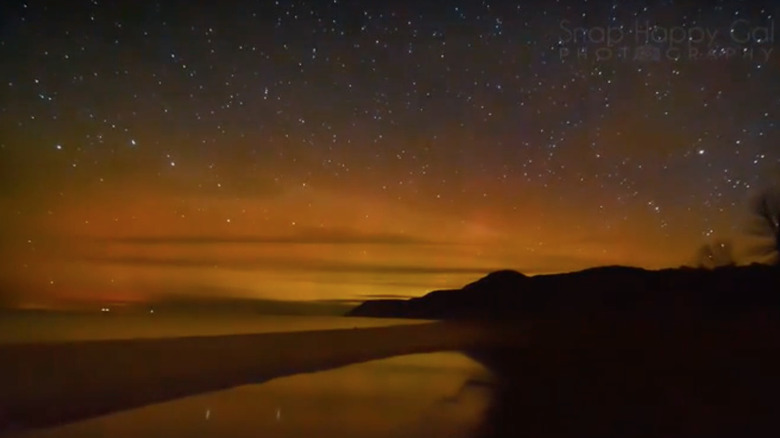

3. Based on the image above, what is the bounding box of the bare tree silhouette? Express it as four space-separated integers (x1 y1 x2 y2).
695 239 735 269
748 187 780 266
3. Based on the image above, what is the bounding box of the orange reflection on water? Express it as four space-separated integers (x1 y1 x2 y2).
23 352 493 438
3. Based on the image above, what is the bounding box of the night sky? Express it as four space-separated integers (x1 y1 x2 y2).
1 0 779 308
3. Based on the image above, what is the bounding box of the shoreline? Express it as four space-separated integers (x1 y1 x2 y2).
0 322 491 434
3 316 780 437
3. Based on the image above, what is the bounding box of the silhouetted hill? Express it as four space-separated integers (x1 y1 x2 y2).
347 264 780 319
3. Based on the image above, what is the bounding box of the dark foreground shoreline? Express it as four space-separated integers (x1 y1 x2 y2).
469 317 780 438
2 317 780 437
0 322 493 435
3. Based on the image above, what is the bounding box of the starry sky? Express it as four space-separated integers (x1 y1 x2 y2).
1 0 779 309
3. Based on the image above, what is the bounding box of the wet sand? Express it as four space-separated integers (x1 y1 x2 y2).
3 316 779 437
0 322 496 435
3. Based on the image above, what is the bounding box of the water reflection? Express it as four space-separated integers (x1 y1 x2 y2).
21 352 492 438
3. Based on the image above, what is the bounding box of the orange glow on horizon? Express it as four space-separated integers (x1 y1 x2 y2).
0 167 741 309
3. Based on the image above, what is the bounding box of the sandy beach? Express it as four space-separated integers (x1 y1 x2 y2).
0 322 494 434
3 316 780 437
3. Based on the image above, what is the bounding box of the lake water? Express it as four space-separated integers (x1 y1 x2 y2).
0 312 429 344
3 313 494 438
